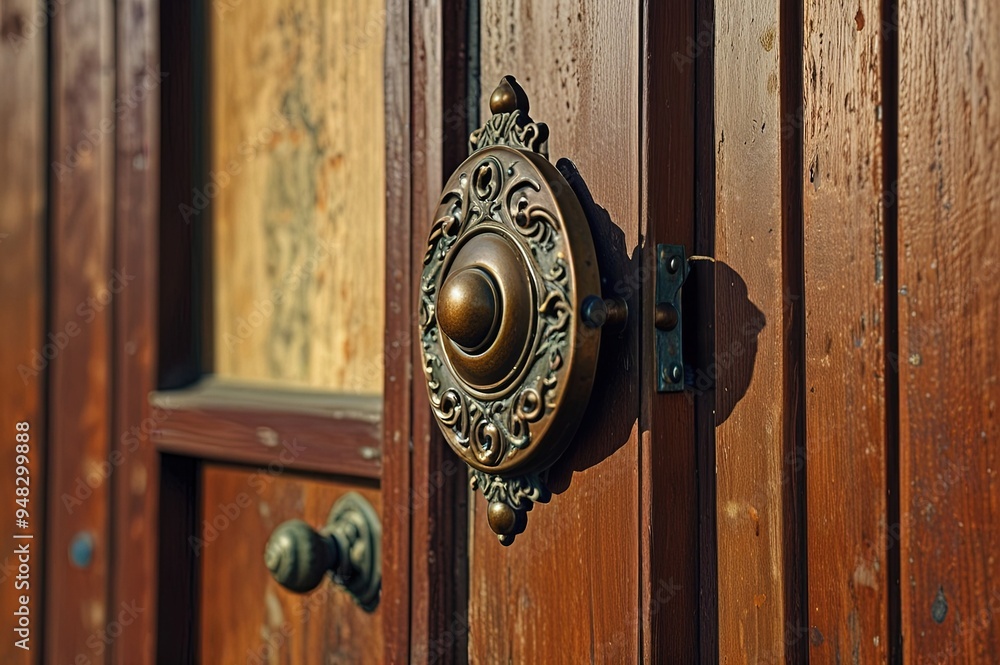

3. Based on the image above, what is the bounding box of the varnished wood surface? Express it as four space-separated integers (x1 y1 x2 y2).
209 0 386 393
471 3 642 662
714 0 805 660
110 0 161 661
406 1 471 663
640 0 701 661
150 381 383 479
0 2 45 662
381 0 415 659
199 464 383 663
44 1 116 661
898 0 1000 659
802 1 893 661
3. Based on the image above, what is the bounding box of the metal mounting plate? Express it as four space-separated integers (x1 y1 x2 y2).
655 244 688 392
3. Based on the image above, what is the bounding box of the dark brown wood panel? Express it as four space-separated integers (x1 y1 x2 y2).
0 2 46 662
198 464 383 663
471 3 642 662
714 0 805 659
150 382 382 480
381 0 414 660
110 0 161 661
407 2 471 663
640 0 700 661
802 0 892 661
45 1 116 661
898 0 1000 660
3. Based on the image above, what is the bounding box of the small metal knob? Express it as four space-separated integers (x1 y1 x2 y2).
581 295 629 333
264 492 381 611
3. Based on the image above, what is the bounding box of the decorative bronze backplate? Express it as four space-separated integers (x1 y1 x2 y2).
420 76 615 543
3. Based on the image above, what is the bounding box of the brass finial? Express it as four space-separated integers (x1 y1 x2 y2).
489 75 529 116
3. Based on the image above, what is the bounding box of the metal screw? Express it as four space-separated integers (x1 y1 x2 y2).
667 255 682 274
664 363 682 384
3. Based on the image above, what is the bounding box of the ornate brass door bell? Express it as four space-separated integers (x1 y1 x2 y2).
419 76 629 543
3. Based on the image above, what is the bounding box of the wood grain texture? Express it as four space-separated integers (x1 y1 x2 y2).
472 3 642 662
640 0 700 661
0 2 45 662
150 382 383 480
802 1 892 661
407 2 471 662
381 0 414 659
210 0 385 393
199 464 383 664
898 0 1000 659
110 0 160 661
44 0 116 661
714 0 805 659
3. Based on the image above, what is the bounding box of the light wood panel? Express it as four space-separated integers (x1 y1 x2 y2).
199 465 383 663
472 2 642 662
802 1 893 661
714 0 804 660
210 0 385 393
898 0 1000 659
45 0 116 661
0 2 46 663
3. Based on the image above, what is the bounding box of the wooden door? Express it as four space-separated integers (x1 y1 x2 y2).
5 0 997 663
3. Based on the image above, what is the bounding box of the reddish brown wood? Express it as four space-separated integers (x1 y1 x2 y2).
714 0 806 659
640 0 700 661
470 3 642 661
110 0 161 661
44 1 116 661
898 0 1000 660
802 0 892 661
381 0 414 659
149 384 382 480
0 2 46 661
407 2 471 662
198 465 383 663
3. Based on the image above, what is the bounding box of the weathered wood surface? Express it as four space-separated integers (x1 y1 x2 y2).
898 0 1000 659
210 0 385 393
0 1 46 662
803 0 893 661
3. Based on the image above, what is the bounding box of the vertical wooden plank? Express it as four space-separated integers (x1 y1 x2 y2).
802 0 892 661
0 1 46 662
45 0 115 661
471 2 642 662
408 1 470 662
640 0 700 661
714 0 805 658
382 0 413 661
898 0 1000 659
110 0 160 662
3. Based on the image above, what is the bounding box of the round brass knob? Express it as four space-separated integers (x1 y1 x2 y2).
263 493 381 610
437 267 500 352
